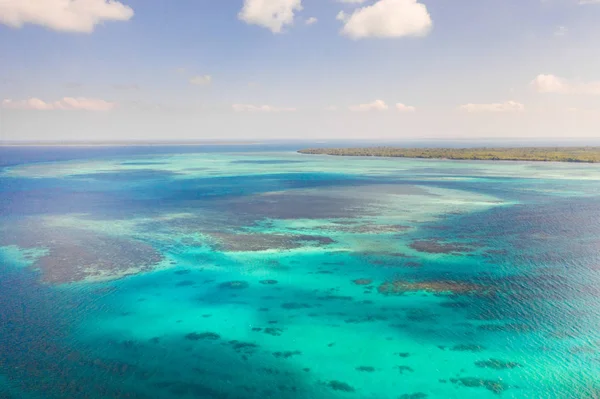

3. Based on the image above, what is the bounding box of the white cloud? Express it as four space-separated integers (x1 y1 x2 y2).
189 75 212 86
325 105 339 111
349 99 389 111
305 17 318 25
338 0 432 39
459 101 524 113
532 74 600 95
0 0 133 33
579 0 600 4
238 0 302 33
554 26 568 36
2 97 116 111
232 104 296 112
396 103 416 112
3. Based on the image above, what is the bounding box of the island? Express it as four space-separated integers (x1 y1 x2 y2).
298 147 600 163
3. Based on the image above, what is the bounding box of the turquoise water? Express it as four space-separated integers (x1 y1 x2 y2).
1 147 600 398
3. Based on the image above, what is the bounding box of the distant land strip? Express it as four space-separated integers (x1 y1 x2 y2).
298 147 600 163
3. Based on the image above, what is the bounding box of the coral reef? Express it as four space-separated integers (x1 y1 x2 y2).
450 344 486 352
326 380 355 392
209 232 334 252
0 222 164 284
409 239 472 254
185 332 220 341
218 281 249 289
475 359 521 370
378 280 484 295
399 394 428 399
263 328 284 336
397 366 414 374
272 351 301 359
450 377 507 394
356 366 375 372
281 302 312 309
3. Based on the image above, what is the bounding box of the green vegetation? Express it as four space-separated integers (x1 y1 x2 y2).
298 147 600 163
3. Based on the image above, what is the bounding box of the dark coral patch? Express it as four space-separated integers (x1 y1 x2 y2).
409 239 472 254
176 280 195 287
405 309 438 322
326 380 355 392
439 301 470 309
219 281 249 289
259 279 278 285
356 366 375 372
450 344 486 352
281 302 312 309
353 278 373 285
185 332 220 341
263 328 284 336
273 350 301 359
399 394 428 399
378 280 484 296
318 295 353 301
229 340 259 352
209 232 334 252
397 366 414 374
478 323 531 332
0 223 164 284
475 359 521 370
450 377 507 394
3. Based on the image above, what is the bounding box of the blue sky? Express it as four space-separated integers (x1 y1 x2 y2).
1 0 600 141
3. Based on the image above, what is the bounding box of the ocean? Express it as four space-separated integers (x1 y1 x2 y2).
0 144 599 398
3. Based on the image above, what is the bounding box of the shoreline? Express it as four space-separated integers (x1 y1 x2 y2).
298 147 600 164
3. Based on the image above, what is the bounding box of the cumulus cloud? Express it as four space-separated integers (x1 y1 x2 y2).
554 26 568 36
459 101 525 113
189 75 212 86
2 97 116 111
531 74 600 95
232 104 296 112
338 0 432 39
396 103 416 112
238 0 302 33
305 17 318 25
349 99 389 111
0 0 133 33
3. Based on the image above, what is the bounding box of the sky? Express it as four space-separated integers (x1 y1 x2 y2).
1 0 600 142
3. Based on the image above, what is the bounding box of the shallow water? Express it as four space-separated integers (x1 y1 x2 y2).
1 147 599 398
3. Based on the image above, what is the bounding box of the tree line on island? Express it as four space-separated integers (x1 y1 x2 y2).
298 147 600 163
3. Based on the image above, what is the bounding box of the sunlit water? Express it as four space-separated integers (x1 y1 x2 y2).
1 146 599 399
